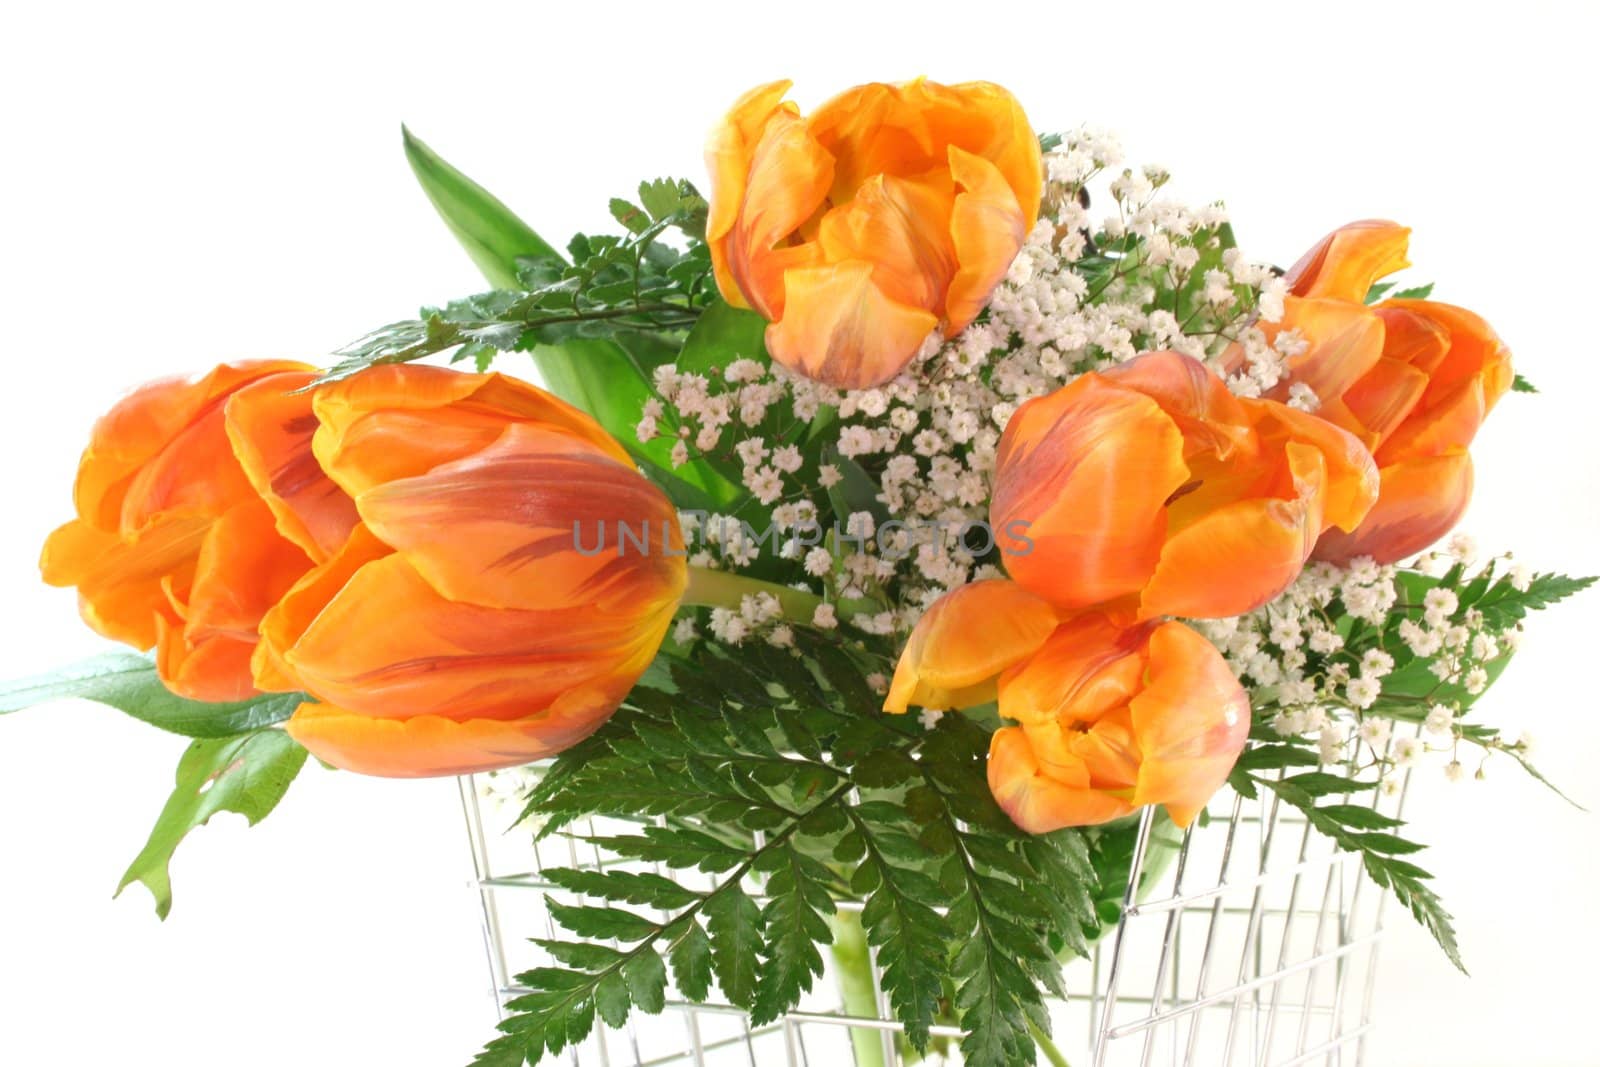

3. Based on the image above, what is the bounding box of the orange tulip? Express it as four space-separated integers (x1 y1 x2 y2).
1237 221 1514 562
39 361 345 701
884 582 1249 830
706 78 1042 388
989 350 1378 620
988 613 1249 831
258 365 687 778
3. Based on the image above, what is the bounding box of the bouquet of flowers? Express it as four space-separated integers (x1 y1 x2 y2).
3 77 1590 1066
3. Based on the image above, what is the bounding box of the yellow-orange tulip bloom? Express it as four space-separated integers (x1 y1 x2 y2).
258 365 687 778
989 350 1378 620
989 612 1249 830
884 581 1249 830
1235 221 1514 562
39 361 348 701
707 78 1042 388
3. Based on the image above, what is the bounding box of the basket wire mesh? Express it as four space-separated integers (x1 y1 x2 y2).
459 742 1412 1067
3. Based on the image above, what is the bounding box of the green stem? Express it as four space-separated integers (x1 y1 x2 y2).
1028 1016 1074 1067
682 565 878 623
827 910 887 1067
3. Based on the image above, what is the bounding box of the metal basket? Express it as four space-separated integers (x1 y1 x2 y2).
459 759 1409 1067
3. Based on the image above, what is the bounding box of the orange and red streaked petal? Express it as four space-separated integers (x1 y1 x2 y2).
224 371 358 561
1128 622 1250 827
944 146 1027 335
283 553 673 723
1284 220 1410 303
987 725 1136 833
991 375 1187 610
764 260 939 388
356 422 686 614
1314 452 1474 565
312 365 631 497
70 360 309 531
254 523 394 692
995 613 1151 728
883 579 1059 714
284 699 617 778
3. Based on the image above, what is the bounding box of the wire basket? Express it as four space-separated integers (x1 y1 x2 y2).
459 760 1410 1067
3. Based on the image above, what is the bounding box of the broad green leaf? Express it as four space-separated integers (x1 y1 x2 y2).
528 337 743 510
676 300 768 375
401 126 564 287
117 729 308 918
0 653 302 738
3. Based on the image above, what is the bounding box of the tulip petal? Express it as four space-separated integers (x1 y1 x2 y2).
1315 452 1473 565
284 553 672 724
706 79 796 308
312 365 631 497
995 613 1151 728
944 145 1027 335
40 515 210 649
225 371 359 561
987 725 1136 833
1141 444 1323 619
1382 300 1513 410
1284 220 1410 303
154 611 259 703
816 172 956 314
182 499 313 639
285 699 614 778
764 260 939 388
254 523 394 692
1128 622 1250 827
1341 357 1430 445
1270 297 1387 418
356 422 686 614
727 109 834 319
1246 401 1380 534
70 360 309 531
883 579 1058 714
991 374 1187 611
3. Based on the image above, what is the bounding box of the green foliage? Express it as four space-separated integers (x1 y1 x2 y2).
0 652 302 737
401 126 565 289
117 729 308 919
1512 373 1538 393
471 634 1100 1067
1230 743 1460 970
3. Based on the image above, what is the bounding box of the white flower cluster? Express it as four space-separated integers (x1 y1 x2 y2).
1194 535 1536 787
643 131 1359 651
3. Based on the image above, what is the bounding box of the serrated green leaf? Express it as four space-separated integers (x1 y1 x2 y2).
703 886 763 1008
594 971 631 1029
542 867 703 910
117 729 307 918
667 920 713 1001
546 899 658 942
623 948 668 1014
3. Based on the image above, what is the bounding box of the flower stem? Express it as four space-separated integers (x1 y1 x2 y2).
826 911 888 1067
1028 1016 1074 1067
682 565 879 623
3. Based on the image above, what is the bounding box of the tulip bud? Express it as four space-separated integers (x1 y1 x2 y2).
257 365 688 778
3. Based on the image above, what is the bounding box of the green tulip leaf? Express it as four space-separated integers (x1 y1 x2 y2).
402 125 565 287
0 652 302 737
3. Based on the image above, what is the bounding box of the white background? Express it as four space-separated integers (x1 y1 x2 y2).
2 2 1597 1064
